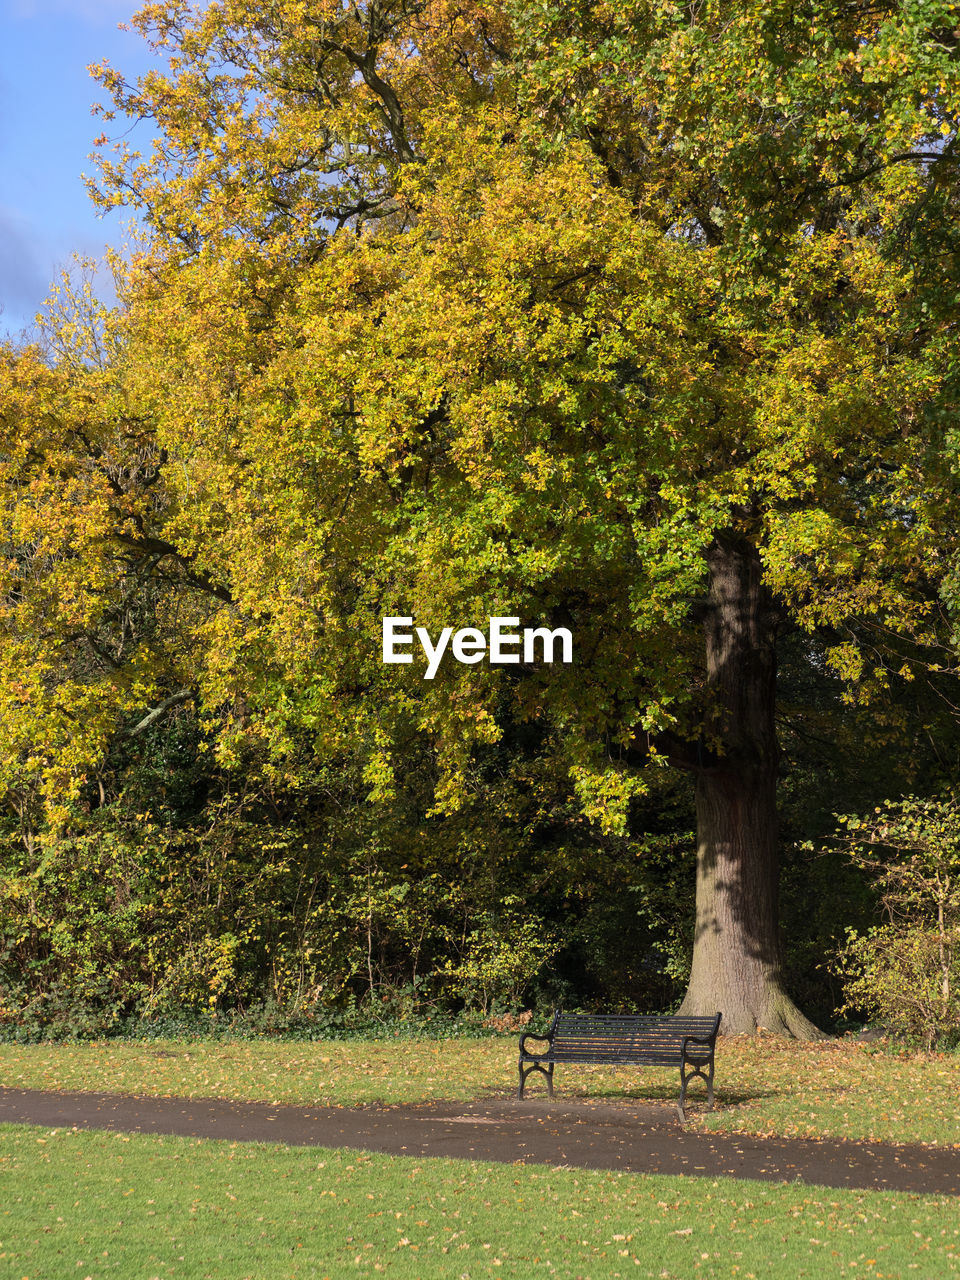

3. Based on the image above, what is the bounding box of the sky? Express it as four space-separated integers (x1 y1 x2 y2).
0 0 162 340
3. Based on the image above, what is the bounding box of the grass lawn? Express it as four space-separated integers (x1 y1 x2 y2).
1 1123 958 1280
1 1035 958 1147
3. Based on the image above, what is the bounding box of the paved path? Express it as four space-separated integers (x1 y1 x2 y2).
1 1086 958 1195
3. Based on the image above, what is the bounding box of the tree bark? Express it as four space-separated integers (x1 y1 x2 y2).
677 533 823 1037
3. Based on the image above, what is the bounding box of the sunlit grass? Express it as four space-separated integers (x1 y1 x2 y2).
1 1034 958 1147
695 1036 960 1147
1 1123 957 1279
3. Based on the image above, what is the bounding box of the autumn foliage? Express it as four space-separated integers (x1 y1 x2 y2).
2 0 960 1038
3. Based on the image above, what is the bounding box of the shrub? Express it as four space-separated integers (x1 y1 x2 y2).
828 796 960 1048
834 924 960 1048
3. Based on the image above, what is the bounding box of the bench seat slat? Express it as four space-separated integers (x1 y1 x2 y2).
546 1054 697 1065
552 1039 713 1047
550 1045 700 1056
553 1028 716 1035
553 1030 707 1039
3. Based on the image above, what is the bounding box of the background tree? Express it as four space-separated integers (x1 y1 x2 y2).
3 0 960 1035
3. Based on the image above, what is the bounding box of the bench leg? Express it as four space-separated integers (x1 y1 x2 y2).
679 1057 716 1121
518 1059 554 1100
678 1072 689 1123
518 1057 524 1099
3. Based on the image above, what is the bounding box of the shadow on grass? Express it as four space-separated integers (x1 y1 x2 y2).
479 1082 777 1106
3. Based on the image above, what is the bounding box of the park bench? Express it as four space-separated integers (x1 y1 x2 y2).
518 1010 722 1120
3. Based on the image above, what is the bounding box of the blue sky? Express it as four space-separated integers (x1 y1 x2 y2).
0 0 161 339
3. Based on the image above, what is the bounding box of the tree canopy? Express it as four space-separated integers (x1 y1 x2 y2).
2 0 960 1034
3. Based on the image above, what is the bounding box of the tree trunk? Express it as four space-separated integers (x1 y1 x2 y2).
677 533 823 1037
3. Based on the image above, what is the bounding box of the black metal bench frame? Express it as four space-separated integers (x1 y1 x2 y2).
518 1010 722 1120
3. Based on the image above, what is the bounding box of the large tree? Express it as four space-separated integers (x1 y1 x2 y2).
4 0 960 1033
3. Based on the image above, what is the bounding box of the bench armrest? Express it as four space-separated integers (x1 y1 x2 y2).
681 1013 722 1058
681 1032 715 1054
519 1009 560 1057
519 1031 553 1056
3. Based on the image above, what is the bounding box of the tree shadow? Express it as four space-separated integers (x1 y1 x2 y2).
573 1083 776 1104
482 1082 776 1105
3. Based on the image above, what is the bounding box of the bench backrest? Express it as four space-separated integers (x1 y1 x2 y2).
552 1011 720 1055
